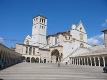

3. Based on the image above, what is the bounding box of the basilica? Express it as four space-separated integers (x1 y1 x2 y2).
16 15 107 66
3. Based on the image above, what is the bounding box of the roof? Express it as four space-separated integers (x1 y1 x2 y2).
70 45 107 57
34 15 47 19
16 43 39 48
39 48 50 51
102 28 107 32
47 31 70 38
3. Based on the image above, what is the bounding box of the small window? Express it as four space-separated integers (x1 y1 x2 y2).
73 38 75 42
69 37 70 40
42 19 44 23
33 47 35 55
42 26 44 29
80 27 82 31
26 47 28 54
29 47 32 55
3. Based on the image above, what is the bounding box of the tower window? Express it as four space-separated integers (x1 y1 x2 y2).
33 47 35 55
29 47 32 55
26 47 28 54
80 27 82 31
42 26 44 29
42 19 44 23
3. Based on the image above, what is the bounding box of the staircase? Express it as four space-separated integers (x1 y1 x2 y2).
62 47 79 62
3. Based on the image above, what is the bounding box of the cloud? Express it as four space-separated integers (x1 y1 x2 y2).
0 37 4 44
88 34 104 46
102 19 107 27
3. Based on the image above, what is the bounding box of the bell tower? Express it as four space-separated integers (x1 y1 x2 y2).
32 15 47 48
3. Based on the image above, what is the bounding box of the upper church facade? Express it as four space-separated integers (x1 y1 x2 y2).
15 15 90 63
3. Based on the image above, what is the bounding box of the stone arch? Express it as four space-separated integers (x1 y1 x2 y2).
88 57 91 66
35 57 39 63
105 56 107 66
91 57 95 66
31 57 36 63
95 57 99 66
80 58 82 65
100 57 104 66
84 58 87 65
44 59 46 63
51 49 60 63
26 57 30 62
22 56 26 61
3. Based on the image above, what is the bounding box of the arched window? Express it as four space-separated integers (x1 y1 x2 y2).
26 47 28 54
80 27 82 31
29 47 32 55
42 26 44 29
33 47 35 55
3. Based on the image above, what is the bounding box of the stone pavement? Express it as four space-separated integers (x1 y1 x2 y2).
0 62 107 80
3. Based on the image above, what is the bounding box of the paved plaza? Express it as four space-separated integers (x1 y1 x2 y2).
0 62 107 80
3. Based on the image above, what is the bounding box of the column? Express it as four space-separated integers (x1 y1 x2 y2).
70 57 72 64
77 58 78 65
71 58 73 64
81 58 83 65
78 58 80 65
90 57 92 66
39 58 40 63
94 57 96 66
71 58 72 64
98 57 100 66
74 58 76 65
103 57 105 67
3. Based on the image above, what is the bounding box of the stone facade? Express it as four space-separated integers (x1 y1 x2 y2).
15 15 89 63
69 29 107 67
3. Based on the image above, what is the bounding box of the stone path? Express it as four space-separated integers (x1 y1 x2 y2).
0 62 107 80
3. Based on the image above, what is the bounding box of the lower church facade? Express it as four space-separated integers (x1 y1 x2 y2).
15 15 90 63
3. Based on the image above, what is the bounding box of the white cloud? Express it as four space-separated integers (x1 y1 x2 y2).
102 19 107 27
0 37 4 44
106 19 107 23
88 34 104 46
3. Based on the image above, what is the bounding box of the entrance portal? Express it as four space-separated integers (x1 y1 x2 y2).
44 59 46 63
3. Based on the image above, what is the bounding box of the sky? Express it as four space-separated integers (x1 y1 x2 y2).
0 0 107 47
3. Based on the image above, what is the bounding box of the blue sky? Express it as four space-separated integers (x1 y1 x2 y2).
0 0 107 47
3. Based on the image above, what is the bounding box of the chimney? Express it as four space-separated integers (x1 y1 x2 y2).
102 29 107 48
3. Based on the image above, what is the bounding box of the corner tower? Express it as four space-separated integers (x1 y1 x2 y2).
32 15 47 48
